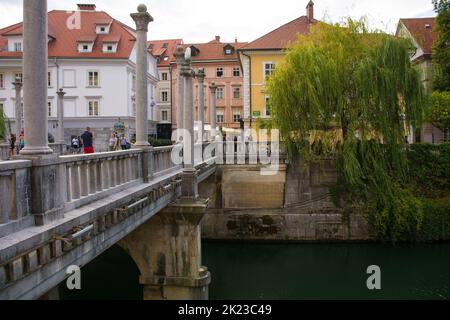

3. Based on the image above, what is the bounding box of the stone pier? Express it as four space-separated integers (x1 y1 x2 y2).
12 79 22 140
119 199 210 300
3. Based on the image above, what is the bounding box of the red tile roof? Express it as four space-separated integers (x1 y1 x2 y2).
400 18 437 55
0 10 136 59
241 16 317 50
148 39 183 67
183 38 248 62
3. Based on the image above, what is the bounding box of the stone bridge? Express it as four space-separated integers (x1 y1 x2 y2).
0 145 217 300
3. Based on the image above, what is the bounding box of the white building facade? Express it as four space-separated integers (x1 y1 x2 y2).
0 5 158 152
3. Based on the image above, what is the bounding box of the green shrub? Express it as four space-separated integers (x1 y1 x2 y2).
148 137 173 147
419 198 450 241
428 91 450 131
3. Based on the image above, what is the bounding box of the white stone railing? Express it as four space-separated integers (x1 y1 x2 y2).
59 150 143 206
0 144 8 161
0 143 66 161
0 160 32 230
151 146 181 178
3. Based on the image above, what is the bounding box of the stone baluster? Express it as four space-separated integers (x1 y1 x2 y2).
96 160 103 191
0 173 10 224
102 160 111 189
88 161 97 194
80 162 89 197
70 165 81 200
110 157 118 187
65 164 72 202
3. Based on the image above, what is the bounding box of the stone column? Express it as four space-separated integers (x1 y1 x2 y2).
174 46 185 132
119 198 211 300
197 68 206 142
181 51 198 199
56 89 66 147
209 82 217 140
131 5 153 148
12 79 22 140
20 0 52 155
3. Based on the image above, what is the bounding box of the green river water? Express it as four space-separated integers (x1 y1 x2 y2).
60 242 450 300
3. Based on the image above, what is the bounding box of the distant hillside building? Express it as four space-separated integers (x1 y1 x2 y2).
148 39 183 139
0 4 158 151
396 17 446 144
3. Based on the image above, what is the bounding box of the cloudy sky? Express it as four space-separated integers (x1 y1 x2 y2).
0 0 436 43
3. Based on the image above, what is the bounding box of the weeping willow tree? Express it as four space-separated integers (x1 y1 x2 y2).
267 20 427 241
0 105 6 141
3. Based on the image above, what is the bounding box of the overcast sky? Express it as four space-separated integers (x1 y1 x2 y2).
0 0 436 43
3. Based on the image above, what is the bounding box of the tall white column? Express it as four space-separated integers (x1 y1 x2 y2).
20 0 52 155
174 46 185 132
209 82 217 140
197 68 206 142
12 79 22 140
182 58 195 169
56 89 66 145
131 4 153 147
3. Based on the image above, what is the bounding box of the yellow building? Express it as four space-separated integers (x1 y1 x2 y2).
238 1 317 129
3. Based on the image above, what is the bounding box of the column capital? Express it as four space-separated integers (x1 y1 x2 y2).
12 80 22 91
181 63 194 78
56 88 66 97
174 45 186 65
130 5 154 32
196 68 206 83
209 82 217 93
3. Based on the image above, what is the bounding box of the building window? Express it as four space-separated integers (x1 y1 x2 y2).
264 63 276 78
88 71 99 87
161 73 168 81
233 110 241 123
233 67 240 77
15 73 23 83
233 87 241 99
132 75 136 91
161 110 168 121
48 72 52 87
132 101 136 116
161 91 168 102
14 42 22 52
216 87 224 100
264 96 271 117
107 45 113 51
0 102 4 115
216 68 224 78
48 101 53 117
0 73 4 89
225 49 232 55
88 100 99 116
217 111 224 124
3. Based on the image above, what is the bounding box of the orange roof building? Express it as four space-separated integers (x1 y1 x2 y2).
238 1 317 129
170 36 248 132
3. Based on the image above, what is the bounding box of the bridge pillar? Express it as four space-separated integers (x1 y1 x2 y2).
174 46 185 133
119 198 210 300
209 82 217 140
197 68 206 142
56 89 66 153
131 4 153 148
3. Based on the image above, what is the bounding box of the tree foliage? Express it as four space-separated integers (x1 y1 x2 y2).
429 91 450 131
267 20 428 241
432 0 450 91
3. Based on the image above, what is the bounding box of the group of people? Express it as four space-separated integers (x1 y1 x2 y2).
71 127 95 154
109 132 130 151
7 129 25 160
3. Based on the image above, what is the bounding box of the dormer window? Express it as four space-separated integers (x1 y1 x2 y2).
102 41 118 53
14 42 22 52
223 44 235 55
95 21 112 35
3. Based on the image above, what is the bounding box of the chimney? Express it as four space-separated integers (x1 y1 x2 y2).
77 4 96 11
215 35 221 42
306 0 314 21
235 37 238 44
